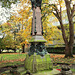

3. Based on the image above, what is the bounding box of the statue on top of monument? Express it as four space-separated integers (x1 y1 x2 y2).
31 0 42 9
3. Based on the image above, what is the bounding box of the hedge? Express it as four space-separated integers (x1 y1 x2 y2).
46 47 75 54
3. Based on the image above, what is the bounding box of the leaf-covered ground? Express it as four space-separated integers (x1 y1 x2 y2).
0 53 75 68
50 54 75 64
0 53 75 74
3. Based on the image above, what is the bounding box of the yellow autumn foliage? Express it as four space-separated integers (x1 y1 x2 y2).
7 0 63 46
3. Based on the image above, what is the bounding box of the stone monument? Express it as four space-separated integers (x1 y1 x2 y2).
29 0 47 56
25 0 53 73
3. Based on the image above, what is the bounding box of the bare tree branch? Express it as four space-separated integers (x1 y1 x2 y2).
70 0 72 3
73 15 75 18
71 4 75 17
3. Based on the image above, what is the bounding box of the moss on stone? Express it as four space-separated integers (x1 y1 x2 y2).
24 54 53 73
33 69 61 75
29 37 46 43
29 40 46 43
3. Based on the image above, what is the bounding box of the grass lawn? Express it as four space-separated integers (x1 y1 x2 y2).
0 53 26 61
0 53 26 67
0 53 75 74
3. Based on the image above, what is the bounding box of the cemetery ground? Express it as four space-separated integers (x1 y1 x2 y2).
0 53 75 74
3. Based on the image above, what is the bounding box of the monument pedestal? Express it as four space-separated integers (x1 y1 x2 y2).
25 54 53 73
28 35 48 56
29 35 47 43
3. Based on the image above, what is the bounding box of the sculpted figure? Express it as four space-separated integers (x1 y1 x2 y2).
28 43 35 56
36 43 47 56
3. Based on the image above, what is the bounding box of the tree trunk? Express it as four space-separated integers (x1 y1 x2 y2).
59 20 73 58
22 44 25 53
53 0 74 58
64 0 74 58
0 50 1 53
65 44 73 58
14 49 16 53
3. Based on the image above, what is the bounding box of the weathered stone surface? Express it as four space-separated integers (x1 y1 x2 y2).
27 0 53 74
25 54 53 73
29 35 46 43
10 69 20 75
25 70 33 75
61 70 73 75
61 65 73 75
35 7 42 35
33 69 61 75
32 7 42 36
28 42 48 56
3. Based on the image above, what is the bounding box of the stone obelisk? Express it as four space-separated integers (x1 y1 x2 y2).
29 0 47 56
31 4 42 35
25 0 53 73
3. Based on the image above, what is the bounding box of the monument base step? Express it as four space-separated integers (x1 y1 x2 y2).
29 35 47 43
24 54 53 73
1 69 61 75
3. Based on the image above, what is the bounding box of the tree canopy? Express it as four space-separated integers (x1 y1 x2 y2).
0 0 75 57
0 0 18 8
